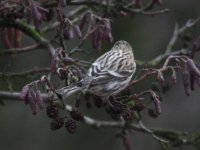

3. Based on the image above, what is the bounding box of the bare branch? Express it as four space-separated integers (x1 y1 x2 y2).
0 67 50 78
0 44 39 56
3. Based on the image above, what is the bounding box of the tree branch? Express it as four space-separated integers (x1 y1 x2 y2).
0 67 50 78
136 17 200 66
0 90 196 147
0 44 39 56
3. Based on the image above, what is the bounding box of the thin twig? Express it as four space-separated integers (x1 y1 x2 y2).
0 44 39 56
0 67 50 78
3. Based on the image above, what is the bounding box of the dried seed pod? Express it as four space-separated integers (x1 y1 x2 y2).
50 118 64 130
65 119 76 134
122 109 134 121
46 103 59 118
93 96 104 108
182 71 191 96
148 109 159 118
133 99 145 112
75 98 81 108
70 108 83 121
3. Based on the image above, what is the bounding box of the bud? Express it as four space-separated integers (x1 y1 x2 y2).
182 71 191 96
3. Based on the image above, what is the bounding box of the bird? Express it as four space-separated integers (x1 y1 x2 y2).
56 40 136 98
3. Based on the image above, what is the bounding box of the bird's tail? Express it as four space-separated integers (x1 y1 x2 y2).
55 85 81 98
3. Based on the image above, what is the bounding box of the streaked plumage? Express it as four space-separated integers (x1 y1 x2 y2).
56 40 136 97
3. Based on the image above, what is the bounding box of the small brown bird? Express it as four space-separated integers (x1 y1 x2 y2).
56 40 136 98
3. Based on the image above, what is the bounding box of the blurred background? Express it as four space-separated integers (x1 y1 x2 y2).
1 0 200 150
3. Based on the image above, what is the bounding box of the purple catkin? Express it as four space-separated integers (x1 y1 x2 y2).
35 90 44 110
157 72 165 86
30 0 43 31
79 11 92 30
28 89 37 115
62 56 76 65
103 20 113 43
73 25 82 38
122 135 132 150
94 28 104 51
29 0 49 30
20 85 29 104
182 71 191 96
63 28 74 40
107 32 114 43
171 70 177 85
187 58 200 77
190 70 196 91
50 56 57 73
153 97 162 114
